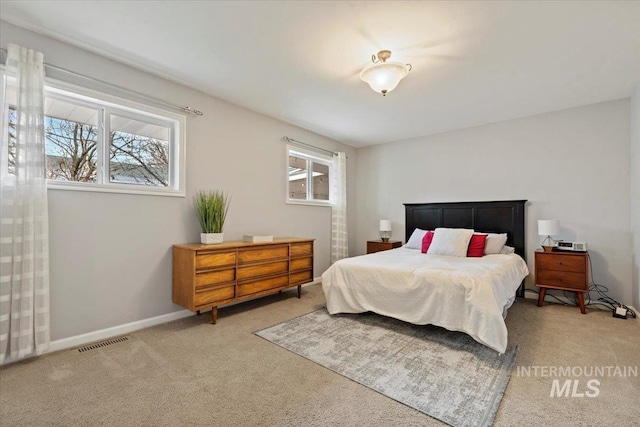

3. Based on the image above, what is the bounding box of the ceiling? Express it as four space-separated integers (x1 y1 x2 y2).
1 1 639 148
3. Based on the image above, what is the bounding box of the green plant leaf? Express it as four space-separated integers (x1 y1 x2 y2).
193 190 231 233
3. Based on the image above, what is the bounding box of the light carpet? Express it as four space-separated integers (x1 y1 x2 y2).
256 308 518 427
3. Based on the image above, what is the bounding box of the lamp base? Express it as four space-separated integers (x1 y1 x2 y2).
542 246 554 252
381 237 389 243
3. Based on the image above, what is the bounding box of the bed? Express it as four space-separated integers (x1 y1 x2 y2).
322 200 529 353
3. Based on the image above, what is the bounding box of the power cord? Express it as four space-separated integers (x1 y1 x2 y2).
585 253 636 318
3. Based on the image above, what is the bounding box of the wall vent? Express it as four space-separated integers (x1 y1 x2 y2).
77 336 130 353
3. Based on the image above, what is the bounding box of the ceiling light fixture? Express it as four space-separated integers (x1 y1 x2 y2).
360 50 412 96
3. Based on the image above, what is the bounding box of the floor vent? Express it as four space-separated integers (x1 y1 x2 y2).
77 336 130 353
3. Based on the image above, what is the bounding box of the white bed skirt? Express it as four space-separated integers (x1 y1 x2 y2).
322 248 529 353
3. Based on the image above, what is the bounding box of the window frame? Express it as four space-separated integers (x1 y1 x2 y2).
286 144 333 207
2 67 186 197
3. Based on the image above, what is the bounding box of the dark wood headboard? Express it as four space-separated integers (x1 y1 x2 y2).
404 200 527 296
404 200 527 257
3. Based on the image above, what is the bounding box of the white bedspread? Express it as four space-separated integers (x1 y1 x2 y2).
321 248 529 353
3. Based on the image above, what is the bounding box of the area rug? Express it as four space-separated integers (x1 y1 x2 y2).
255 308 518 427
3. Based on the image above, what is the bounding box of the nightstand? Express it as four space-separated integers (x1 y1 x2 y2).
535 250 589 314
367 240 402 254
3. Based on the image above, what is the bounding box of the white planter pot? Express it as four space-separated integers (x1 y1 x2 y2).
201 233 223 244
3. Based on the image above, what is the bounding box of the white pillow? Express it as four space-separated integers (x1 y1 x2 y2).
484 233 508 255
404 228 427 249
427 228 474 257
499 245 515 255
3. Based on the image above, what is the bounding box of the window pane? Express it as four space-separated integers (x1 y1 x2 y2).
45 98 99 182
312 162 330 201
109 114 170 187
288 155 307 200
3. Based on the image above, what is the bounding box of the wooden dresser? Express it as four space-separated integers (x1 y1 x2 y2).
173 238 314 324
535 250 589 314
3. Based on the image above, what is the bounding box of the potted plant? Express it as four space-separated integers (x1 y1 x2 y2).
193 190 231 244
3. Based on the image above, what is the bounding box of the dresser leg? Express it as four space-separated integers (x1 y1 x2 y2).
537 288 546 307
196 310 201 316
297 285 301 299
211 307 218 324
576 293 586 314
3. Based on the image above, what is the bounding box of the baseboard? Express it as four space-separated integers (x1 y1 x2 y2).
49 309 194 353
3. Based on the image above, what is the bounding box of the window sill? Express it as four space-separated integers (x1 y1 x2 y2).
47 181 185 198
286 199 333 207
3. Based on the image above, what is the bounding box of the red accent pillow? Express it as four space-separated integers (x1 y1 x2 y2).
467 234 488 257
421 231 435 253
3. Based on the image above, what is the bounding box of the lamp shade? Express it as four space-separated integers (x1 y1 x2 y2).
538 219 559 236
379 220 392 232
360 62 410 95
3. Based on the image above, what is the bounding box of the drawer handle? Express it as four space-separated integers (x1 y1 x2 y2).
558 262 563 265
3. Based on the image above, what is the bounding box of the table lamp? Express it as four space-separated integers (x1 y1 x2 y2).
379 220 392 242
538 219 559 252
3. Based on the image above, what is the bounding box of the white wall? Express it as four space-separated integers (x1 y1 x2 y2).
631 85 640 309
356 100 632 304
1 22 358 341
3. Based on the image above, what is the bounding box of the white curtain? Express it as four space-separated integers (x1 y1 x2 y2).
0 44 50 363
331 152 348 263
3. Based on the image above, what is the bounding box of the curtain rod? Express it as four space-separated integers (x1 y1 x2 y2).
282 136 342 157
0 47 203 116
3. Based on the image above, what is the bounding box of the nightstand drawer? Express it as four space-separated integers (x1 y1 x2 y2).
536 270 587 290
366 240 402 254
536 253 585 273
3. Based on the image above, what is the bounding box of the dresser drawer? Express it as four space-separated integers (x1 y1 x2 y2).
196 251 236 270
290 242 313 257
535 253 585 273
290 270 313 285
536 270 587 290
195 285 235 307
290 257 312 271
238 245 289 264
195 268 235 288
237 274 289 297
237 260 289 280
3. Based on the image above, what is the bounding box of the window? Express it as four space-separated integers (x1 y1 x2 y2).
287 145 332 205
42 95 99 183
3 74 185 196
